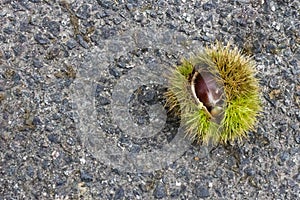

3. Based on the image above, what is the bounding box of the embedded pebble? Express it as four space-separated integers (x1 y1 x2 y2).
194 184 210 198
34 34 50 45
153 182 166 199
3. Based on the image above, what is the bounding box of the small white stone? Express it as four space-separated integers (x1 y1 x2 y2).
270 2 276 12
272 22 280 31
80 157 86 164
51 150 60 159
176 181 182 186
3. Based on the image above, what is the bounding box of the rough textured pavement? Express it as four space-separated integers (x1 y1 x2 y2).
0 0 299 199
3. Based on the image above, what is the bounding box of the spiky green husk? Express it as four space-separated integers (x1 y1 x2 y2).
165 42 261 144
165 60 195 113
165 59 221 143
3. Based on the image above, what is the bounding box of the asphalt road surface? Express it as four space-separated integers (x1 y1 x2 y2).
0 0 299 199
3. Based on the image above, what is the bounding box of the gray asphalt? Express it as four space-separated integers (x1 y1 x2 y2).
0 0 299 199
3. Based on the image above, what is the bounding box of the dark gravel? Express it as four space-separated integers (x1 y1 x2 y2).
0 0 299 199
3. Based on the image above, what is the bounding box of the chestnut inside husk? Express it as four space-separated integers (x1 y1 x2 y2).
191 70 224 123
165 43 261 144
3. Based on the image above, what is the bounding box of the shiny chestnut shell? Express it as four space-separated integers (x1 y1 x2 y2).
191 70 224 122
